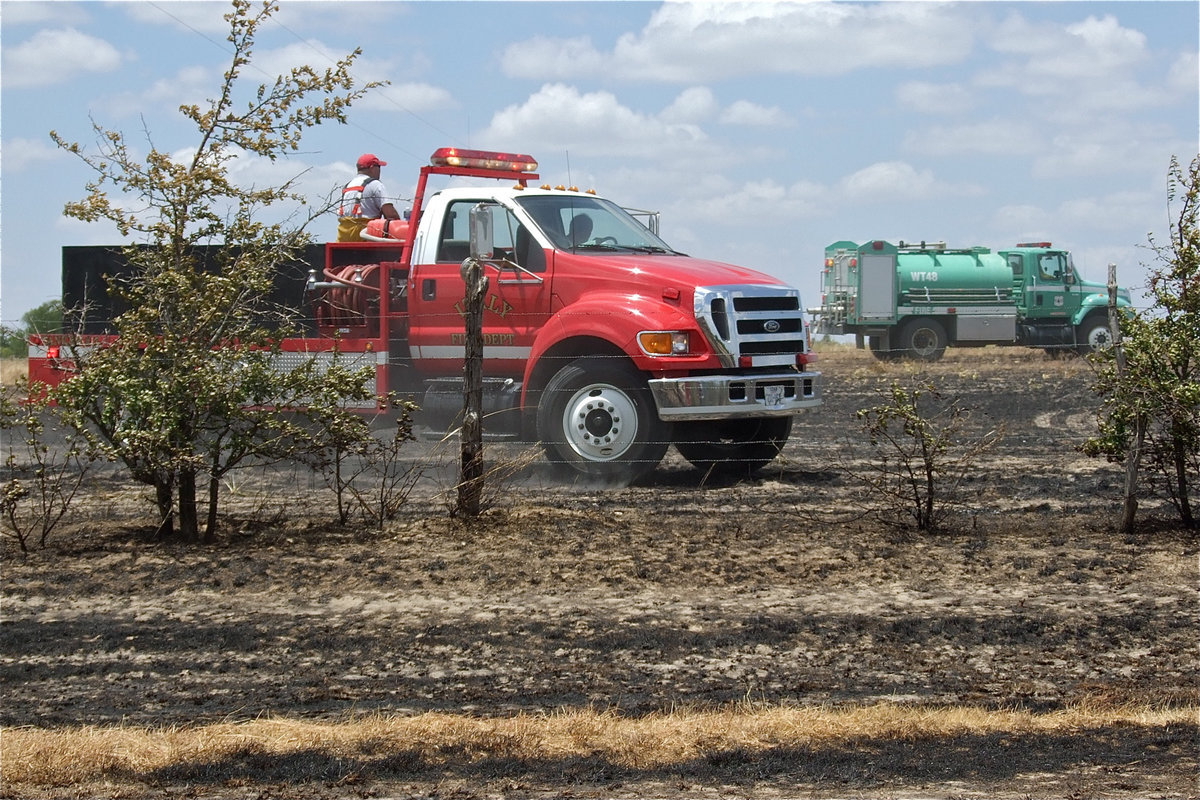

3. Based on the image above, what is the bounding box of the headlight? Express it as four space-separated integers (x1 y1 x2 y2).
638 331 691 356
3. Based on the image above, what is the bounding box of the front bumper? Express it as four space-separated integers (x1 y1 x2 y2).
648 370 822 421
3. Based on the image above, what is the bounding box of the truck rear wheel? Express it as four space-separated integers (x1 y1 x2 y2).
897 318 947 361
536 357 670 484
675 417 793 477
868 335 901 362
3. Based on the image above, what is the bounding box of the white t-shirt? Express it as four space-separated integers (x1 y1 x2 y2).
358 180 388 218
339 175 390 218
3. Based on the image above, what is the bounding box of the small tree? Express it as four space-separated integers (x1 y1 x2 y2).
50 0 384 541
302 391 420 529
1 383 102 551
854 381 1001 531
1085 155 1200 530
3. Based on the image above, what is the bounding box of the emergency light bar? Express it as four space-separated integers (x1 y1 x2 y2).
1017 242 1053 248
429 147 538 173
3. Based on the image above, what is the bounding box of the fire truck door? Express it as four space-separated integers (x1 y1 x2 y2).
409 200 551 375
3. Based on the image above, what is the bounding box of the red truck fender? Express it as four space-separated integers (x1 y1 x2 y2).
520 292 711 404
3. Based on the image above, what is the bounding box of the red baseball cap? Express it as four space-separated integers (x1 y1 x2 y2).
357 153 387 169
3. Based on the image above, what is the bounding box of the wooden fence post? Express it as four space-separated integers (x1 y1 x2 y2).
458 257 487 517
1109 262 1141 532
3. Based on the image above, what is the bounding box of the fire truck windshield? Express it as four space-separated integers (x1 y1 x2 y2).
516 195 679 254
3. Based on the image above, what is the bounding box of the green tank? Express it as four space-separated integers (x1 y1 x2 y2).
893 243 1014 307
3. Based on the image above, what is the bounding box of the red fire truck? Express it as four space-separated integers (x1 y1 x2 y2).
30 147 822 482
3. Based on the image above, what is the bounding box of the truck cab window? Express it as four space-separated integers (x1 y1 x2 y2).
440 199 545 272
516 194 677 254
436 205 471 263
1039 254 1064 281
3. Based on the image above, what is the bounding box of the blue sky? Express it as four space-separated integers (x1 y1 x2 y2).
2 0 1197 327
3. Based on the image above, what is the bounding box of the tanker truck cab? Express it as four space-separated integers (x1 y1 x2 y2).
813 239 1131 361
1001 242 1126 354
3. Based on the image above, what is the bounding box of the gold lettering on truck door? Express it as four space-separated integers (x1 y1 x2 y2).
454 294 514 319
485 294 513 318
450 333 516 346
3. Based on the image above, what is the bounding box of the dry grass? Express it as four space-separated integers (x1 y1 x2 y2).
812 338 1093 373
1 347 1083 388
1 357 27 385
4 703 1195 789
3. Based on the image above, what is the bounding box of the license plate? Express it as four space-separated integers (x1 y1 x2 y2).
763 384 785 408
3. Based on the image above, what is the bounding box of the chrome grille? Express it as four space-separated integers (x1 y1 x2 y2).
694 285 808 368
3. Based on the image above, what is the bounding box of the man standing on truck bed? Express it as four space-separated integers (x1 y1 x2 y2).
337 153 401 242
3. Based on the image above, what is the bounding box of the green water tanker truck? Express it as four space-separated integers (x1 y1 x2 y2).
811 239 1132 361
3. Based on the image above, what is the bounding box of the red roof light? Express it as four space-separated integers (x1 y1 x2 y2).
429 147 538 173
1017 241 1052 248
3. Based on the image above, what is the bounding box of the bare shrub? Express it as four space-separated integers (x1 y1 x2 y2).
426 432 543 520
306 398 423 529
1 383 103 550
851 380 1002 531
345 404 424 530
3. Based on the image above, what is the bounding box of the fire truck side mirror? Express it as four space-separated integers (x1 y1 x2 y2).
469 203 495 261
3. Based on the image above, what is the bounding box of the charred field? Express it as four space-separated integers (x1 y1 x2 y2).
1 346 1197 799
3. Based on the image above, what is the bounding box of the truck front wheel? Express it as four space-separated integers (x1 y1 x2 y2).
1076 315 1114 355
536 357 671 484
897 318 947 361
674 416 793 477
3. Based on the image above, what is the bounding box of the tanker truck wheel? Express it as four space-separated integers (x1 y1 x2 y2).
675 416 793 477
897 318 947 361
537 357 671 485
1076 315 1115 355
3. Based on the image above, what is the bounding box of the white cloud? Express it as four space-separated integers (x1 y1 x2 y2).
501 35 607 80
904 120 1041 157
979 13 1151 103
3 28 123 87
1062 15 1148 73
357 83 457 114
680 160 979 228
837 161 980 203
94 42 449 126
97 64 215 118
1168 51 1200 95
502 2 974 82
991 204 1048 236
1030 124 1178 179
481 83 714 162
719 100 791 127
0 137 65 172
1058 191 1156 233
0 1 88 25
253 40 347 79
660 87 718 124
122 1 238 34
240 40 453 114
687 177 826 223
839 162 937 201
895 82 975 115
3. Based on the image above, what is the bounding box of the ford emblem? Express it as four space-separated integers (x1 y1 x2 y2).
763 319 781 333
